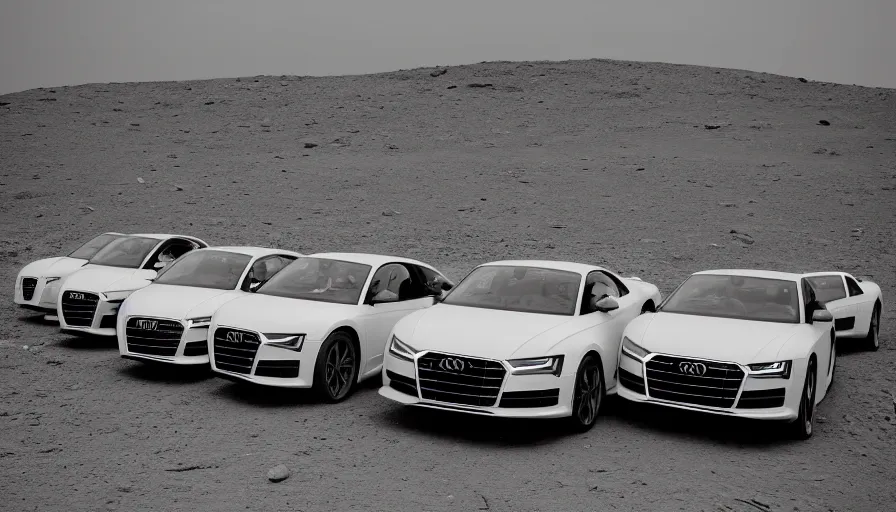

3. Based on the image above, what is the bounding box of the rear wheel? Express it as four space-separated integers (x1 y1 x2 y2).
865 303 880 351
568 354 605 432
312 331 359 403
789 358 817 440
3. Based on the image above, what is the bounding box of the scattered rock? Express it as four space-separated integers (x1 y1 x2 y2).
167 154 177 159
237 123 251 128
704 124 721 130
46 360 63 366
204 101 215 105
382 210 400 216
260 118 272 128
467 83 494 88
267 464 290 483
303 142 318 149
129 123 140 127
137 177 146 184
798 77 808 83
430 68 447 77
551 224 568 229
813 148 827 154
447 85 457 89
174 185 184 191
0 102 10 106
818 120 830 126
730 230 755 245
279 81 288 87
718 202 737 207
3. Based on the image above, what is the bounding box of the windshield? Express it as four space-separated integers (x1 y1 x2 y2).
68 233 125 259
88 236 160 269
659 274 800 323
441 265 582 316
153 250 252 290
255 257 372 305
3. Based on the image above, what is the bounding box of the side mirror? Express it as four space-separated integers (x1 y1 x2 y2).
370 290 399 305
811 309 833 323
594 295 620 313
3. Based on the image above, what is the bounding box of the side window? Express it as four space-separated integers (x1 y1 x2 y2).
145 239 197 270
243 256 291 291
801 279 820 322
581 271 620 314
367 263 418 302
415 265 453 296
602 271 629 297
845 276 864 297
804 275 847 304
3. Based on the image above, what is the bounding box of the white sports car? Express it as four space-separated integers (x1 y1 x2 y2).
208 252 454 402
616 269 837 440
57 234 208 336
801 272 883 351
117 246 302 366
378 260 662 431
14 232 128 319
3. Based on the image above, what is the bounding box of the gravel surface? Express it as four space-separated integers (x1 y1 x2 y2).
1 58 895 512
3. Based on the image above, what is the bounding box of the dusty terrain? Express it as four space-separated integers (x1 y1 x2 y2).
1 58 895 512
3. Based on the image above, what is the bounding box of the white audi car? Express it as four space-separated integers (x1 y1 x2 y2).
117 246 302 366
378 260 662 431
616 269 837 440
208 253 454 402
14 232 128 319
57 234 209 336
801 272 883 351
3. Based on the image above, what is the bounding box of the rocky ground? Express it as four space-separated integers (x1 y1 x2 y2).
1 58 895 512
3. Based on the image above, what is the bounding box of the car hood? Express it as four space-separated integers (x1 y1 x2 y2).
212 294 359 341
19 257 88 279
397 304 575 361
62 264 157 294
122 284 245 321
633 312 801 365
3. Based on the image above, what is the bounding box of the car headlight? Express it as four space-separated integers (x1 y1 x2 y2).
186 316 212 328
264 333 306 351
102 289 134 303
507 355 564 376
621 337 650 360
44 277 61 284
748 361 791 379
388 335 418 362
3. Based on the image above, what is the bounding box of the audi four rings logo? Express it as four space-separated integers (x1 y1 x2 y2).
225 331 245 344
69 292 86 301
136 319 158 330
439 357 465 372
678 361 707 376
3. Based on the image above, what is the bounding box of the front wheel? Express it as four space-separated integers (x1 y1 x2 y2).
567 354 605 432
312 331 359 403
865 303 880 351
789 359 817 440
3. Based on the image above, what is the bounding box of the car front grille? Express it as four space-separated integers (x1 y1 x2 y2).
498 388 560 408
21 278 37 300
125 317 184 356
645 355 744 409
416 352 506 407
736 388 786 409
60 291 99 327
213 328 260 374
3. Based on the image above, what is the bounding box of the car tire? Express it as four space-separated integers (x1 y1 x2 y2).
865 302 881 352
789 358 817 441
312 331 359 403
568 354 605 432
827 335 837 392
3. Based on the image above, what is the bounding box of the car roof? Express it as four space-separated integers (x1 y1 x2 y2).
479 260 608 275
307 252 433 269
198 246 303 258
693 269 803 281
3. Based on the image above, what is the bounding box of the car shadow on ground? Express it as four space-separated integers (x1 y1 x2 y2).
55 333 119 351
210 379 326 408
118 360 215 384
605 397 798 447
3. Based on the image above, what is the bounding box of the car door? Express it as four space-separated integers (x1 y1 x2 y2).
842 275 875 335
581 271 642 379
804 274 855 334
357 263 433 373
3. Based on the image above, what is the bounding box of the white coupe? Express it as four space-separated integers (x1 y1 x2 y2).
57 234 208 336
378 260 662 431
801 272 883 351
616 269 838 440
14 232 128 319
208 252 454 402
117 246 302 366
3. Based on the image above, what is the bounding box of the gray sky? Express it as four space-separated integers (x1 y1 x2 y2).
1 0 894 95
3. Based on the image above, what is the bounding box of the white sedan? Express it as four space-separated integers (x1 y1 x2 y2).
117 246 302 365
14 232 128 319
378 260 662 431
208 253 454 402
616 269 837 440
801 272 883 350
57 234 208 336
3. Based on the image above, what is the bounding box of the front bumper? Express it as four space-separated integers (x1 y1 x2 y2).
57 289 121 337
378 351 575 419
616 350 802 421
15 276 63 313
209 324 323 388
118 316 211 365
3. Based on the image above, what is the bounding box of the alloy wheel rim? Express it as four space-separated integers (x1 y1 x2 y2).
804 366 815 434
872 310 880 347
576 365 600 425
324 339 355 398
